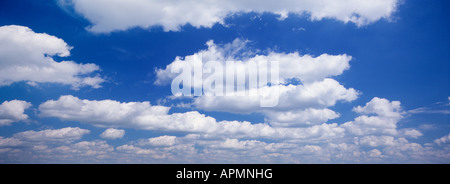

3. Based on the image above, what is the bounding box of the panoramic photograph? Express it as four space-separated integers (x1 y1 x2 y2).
0 0 449 164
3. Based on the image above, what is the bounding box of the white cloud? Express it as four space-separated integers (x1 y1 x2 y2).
71 140 114 154
367 149 383 158
116 144 156 155
156 39 352 85
156 39 358 115
146 135 177 146
0 137 24 147
2 95 446 163
193 78 358 114
214 138 266 149
434 133 450 145
13 127 90 143
408 107 450 114
263 108 339 127
1 129 448 163
39 95 345 141
342 97 403 136
407 97 450 114
100 128 125 139
353 97 402 118
0 25 104 89
357 135 396 147
400 129 423 139
38 95 211 132
63 0 399 32
0 100 32 126
50 140 115 162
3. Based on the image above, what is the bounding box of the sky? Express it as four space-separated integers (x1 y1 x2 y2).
0 0 449 163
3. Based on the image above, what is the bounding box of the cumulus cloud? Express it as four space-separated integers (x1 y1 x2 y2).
0 25 104 89
214 138 266 149
400 129 423 139
192 78 358 114
156 39 358 118
62 0 399 32
154 39 358 132
357 135 396 147
116 144 157 155
145 135 177 146
39 95 345 141
434 133 450 145
0 100 32 126
51 140 115 162
156 39 352 85
353 97 402 118
13 127 90 143
100 128 125 139
2 96 446 164
341 97 404 136
0 127 448 163
0 137 24 147
264 108 340 127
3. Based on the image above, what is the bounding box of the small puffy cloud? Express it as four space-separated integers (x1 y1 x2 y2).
434 133 450 145
215 138 266 149
0 25 104 89
353 97 402 118
63 0 399 32
13 127 90 143
71 140 114 154
357 135 396 147
116 145 158 156
342 97 403 136
50 140 115 162
100 128 125 139
0 100 32 126
400 129 423 139
146 135 177 146
367 149 383 158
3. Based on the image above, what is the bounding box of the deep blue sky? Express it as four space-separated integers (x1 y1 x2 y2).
0 0 448 163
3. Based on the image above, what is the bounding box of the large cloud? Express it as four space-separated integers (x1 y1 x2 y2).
0 25 104 89
62 0 399 32
155 39 358 128
155 39 352 85
192 79 359 114
39 95 345 141
0 100 32 126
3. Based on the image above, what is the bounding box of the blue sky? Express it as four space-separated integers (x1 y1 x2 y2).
0 0 448 163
